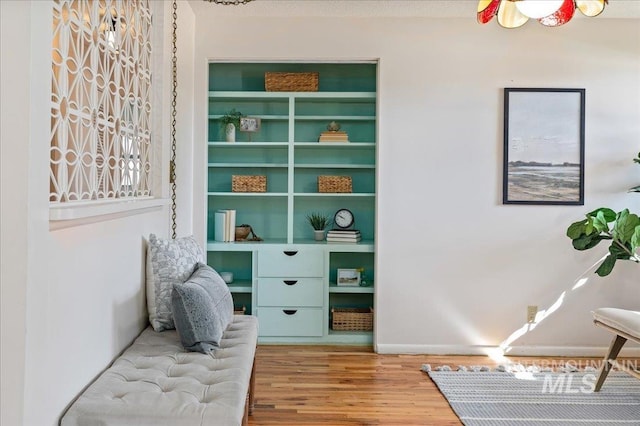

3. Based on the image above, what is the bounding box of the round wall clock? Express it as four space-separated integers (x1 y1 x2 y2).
334 208 354 229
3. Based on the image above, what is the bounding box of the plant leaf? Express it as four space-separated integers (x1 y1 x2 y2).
572 233 609 250
609 240 633 260
631 224 640 254
592 212 610 233
595 254 616 277
585 219 594 236
587 207 616 222
613 209 639 243
629 185 640 193
566 220 587 239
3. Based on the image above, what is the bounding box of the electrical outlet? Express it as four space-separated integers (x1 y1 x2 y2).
527 305 538 323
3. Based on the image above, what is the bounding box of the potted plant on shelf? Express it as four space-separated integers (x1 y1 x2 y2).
566 152 639 276
306 212 331 241
221 108 243 142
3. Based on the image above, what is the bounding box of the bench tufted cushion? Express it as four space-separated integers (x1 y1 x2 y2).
61 315 258 426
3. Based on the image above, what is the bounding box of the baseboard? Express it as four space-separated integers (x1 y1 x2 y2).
505 345 640 358
375 344 640 358
375 344 493 355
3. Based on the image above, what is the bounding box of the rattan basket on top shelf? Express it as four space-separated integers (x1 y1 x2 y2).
265 72 319 92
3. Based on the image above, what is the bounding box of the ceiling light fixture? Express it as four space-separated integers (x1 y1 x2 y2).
478 0 608 28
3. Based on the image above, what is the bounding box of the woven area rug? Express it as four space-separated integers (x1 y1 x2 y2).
427 371 640 425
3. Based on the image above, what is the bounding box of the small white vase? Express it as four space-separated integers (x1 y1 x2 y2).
313 230 325 241
225 123 236 142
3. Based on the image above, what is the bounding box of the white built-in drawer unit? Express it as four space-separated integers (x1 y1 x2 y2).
257 307 324 337
257 248 324 278
256 247 325 338
257 278 323 307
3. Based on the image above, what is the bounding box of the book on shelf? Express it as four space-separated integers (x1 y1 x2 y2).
214 209 236 242
227 210 236 242
318 130 349 143
327 234 362 239
327 237 362 243
214 211 226 242
327 229 361 235
327 229 362 242
319 137 349 142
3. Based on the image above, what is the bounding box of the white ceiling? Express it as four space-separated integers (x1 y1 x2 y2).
188 0 640 18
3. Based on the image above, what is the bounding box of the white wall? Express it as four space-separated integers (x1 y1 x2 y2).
189 3 639 355
0 2 196 425
176 2 197 237
1 2 31 425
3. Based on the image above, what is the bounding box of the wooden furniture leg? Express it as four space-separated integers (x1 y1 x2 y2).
594 334 627 392
249 358 256 413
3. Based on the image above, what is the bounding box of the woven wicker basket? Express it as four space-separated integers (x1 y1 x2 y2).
232 175 266 192
331 307 374 331
265 72 319 92
318 175 352 193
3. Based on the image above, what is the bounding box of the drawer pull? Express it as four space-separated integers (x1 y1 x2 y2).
283 250 298 256
283 309 298 315
283 280 298 286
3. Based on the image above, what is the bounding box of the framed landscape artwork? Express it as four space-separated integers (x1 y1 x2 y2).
503 88 585 205
337 268 361 286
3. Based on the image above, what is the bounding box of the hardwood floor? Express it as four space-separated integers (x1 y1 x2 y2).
248 345 632 425
249 345 460 425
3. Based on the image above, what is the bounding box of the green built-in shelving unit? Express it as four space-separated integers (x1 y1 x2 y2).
206 62 377 344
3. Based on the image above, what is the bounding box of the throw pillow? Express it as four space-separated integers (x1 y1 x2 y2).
146 233 204 331
172 262 234 353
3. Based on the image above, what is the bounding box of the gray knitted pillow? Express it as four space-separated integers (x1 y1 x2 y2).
172 263 234 353
146 234 204 331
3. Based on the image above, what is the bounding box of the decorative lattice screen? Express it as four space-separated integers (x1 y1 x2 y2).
50 0 152 203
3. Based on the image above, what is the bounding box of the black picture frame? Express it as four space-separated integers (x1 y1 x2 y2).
503 88 585 205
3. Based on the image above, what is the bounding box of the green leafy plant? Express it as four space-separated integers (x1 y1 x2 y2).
220 108 243 129
306 212 331 231
567 208 640 276
567 152 640 277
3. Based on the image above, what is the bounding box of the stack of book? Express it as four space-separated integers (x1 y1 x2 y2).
214 209 236 242
318 130 349 143
326 229 361 243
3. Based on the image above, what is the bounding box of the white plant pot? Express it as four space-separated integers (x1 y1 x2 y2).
313 230 325 241
225 123 236 142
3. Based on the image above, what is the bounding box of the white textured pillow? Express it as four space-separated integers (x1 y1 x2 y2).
146 234 204 331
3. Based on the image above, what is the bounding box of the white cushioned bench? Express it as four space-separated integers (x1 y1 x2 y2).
592 308 640 391
61 315 258 426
